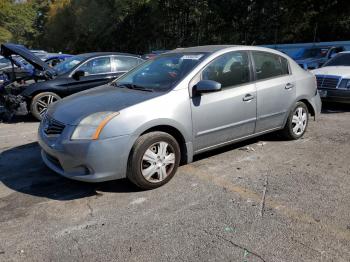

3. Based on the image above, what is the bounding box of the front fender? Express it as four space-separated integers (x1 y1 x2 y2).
100 115 191 142
20 82 46 98
20 80 60 98
99 116 193 164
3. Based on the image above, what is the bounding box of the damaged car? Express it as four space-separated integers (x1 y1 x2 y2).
0 44 56 120
0 43 144 120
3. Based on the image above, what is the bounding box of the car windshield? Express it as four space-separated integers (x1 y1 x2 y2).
0 57 10 65
115 52 207 90
323 53 350 67
53 55 83 75
294 48 329 59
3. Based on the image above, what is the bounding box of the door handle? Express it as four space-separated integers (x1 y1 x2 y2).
285 83 295 90
243 94 255 102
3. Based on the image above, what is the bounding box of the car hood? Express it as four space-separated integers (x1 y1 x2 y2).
311 66 350 78
1 43 55 74
47 85 164 125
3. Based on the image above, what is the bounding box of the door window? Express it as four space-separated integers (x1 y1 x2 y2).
114 56 143 72
78 57 112 75
252 52 289 80
202 51 251 88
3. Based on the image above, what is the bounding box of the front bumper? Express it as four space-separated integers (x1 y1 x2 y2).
309 92 322 119
38 123 133 182
318 88 350 104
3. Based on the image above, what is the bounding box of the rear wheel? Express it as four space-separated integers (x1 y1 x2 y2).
30 92 61 121
281 101 309 140
127 132 181 190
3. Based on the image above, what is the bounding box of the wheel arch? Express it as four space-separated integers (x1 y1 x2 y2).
283 96 317 127
21 80 64 100
140 125 189 165
26 90 61 113
299 99 315 117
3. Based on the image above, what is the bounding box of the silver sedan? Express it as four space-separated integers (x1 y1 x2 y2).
38 45 321 189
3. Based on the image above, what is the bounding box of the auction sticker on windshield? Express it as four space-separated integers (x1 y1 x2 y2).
181 55 204 60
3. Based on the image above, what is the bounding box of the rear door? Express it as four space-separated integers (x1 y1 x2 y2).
191 51 257 152
252 51 296 133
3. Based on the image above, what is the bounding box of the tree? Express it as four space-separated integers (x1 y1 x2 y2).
2 0 350 52
0 0 40 46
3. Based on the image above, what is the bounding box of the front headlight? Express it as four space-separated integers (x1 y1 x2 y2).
338 79 350 89
71 111 120 140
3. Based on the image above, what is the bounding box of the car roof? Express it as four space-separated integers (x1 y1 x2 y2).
166 45 296 59
168 45 244 54
303 46 343 49
77 52 141 59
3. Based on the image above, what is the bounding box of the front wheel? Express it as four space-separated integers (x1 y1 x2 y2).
30 92 61 121
127 132 181 190
281 101 309 140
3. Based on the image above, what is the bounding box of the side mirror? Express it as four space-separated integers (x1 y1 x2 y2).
72 70 86 80
194 80 221 94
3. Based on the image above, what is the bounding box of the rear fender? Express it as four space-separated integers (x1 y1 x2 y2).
282 94 321 127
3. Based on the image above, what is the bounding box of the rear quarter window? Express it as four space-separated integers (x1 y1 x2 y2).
114 56 142 72
253 51 290 80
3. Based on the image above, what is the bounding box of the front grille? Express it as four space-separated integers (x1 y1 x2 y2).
316 75 340 89
43 115 65 135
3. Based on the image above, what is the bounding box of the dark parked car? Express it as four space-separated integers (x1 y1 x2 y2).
0 43 144 120
293 46 345 70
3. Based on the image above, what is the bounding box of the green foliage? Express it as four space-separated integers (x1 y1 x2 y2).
0 0 38 45
1 0 350 52
0 26 12 44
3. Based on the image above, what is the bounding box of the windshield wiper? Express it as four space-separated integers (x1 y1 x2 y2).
112 82 154 92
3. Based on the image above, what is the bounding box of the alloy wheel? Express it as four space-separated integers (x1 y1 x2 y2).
35 94 58 117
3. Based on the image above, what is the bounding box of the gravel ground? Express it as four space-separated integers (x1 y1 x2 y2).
0 103 349 262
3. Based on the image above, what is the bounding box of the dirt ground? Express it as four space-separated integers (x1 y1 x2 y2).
0 103 349 262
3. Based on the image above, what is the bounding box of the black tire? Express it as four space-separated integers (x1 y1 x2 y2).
281 101 309 140
30 92 61 121
127 131 181 190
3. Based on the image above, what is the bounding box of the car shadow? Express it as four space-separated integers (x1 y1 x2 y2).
193 131 285 162
0 115 38 124
322 102 350 114
0 142 141 201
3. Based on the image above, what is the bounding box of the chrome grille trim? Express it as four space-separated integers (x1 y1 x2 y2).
316 75 341 89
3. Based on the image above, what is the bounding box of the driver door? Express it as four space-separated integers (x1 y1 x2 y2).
65 56 115 95
190 51 257 152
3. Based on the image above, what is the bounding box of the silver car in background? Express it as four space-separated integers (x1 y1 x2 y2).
38 45 321 189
